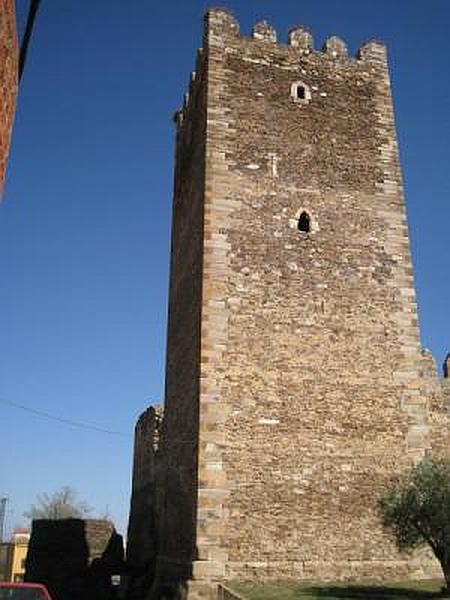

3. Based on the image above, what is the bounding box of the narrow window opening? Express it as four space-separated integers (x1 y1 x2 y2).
296 85 306 100
297 211 311 233
291 81 311 103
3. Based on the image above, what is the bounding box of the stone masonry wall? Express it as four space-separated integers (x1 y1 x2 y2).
422 351 450 455
442 377 450 447
126 407 161 598
192 9 434 583
139 8 449 596
0 0 18 194
26 519 124 600
155 47 208 581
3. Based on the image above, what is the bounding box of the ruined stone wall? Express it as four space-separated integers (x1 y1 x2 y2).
422 351 450 455
126 406 161 597
442 377 450 445
0 0 18 195
26 519 123 600
192 9 433 583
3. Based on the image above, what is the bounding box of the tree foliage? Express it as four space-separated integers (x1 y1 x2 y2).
24 486 92 520
378 455 450 589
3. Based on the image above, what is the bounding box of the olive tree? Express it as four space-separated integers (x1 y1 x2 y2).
378 455 450 590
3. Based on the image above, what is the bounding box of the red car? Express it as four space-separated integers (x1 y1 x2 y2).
0 583 53 600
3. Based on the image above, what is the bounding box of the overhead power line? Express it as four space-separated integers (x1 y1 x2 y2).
19 0 42 82
0 396 130 437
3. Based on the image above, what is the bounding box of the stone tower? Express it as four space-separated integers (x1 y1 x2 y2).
126 8 450 598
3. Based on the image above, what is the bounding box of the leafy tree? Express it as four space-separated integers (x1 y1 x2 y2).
24 486 91 520
378 455 450 591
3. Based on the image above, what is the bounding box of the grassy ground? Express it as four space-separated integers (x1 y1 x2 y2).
232 580 447 600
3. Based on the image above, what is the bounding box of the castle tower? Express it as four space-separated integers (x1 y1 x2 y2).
150 7 438 593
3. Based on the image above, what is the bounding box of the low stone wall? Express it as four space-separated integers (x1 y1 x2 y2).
25 519 124 600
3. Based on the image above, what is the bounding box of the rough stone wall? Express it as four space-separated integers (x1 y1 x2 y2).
26 519 124 600
185 8 434 583
139 7 448 595
155 46 208 580
442 377 450 446
422 351 450 455
0 0 18 195
126 406 161 598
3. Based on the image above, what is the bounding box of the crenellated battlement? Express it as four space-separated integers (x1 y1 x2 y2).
288 25 313 51
252 20 277 43
204 7 387 63
421 348 450 380
175 7 388 131
173 47 206 129
323 35 348 59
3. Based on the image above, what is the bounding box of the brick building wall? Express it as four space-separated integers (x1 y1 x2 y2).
128 8 449 597
0 0 18 194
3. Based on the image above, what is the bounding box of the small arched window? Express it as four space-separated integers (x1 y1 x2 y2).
297 211 311 233
291 81 311 104
296 86 306 100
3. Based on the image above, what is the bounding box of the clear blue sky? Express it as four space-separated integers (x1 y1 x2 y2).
0 0 448 537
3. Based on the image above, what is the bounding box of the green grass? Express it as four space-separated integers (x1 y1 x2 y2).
232 580 447 600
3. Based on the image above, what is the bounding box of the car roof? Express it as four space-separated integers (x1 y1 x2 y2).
0 583 48 588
